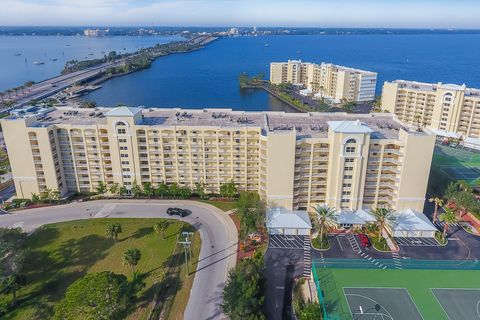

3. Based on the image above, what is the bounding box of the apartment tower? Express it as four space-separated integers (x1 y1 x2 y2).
270 60 377 102
382 80 480 142
2 106 434 213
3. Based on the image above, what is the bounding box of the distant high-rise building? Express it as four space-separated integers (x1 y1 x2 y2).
227 28 239 36
382 80 480 147
270 60 377 102
83 28 109 37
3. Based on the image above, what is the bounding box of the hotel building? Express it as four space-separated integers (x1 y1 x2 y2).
270 60 377 102
382 80 480 146
1 106 434 213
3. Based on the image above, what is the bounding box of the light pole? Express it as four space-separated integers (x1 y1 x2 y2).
178 231 194 276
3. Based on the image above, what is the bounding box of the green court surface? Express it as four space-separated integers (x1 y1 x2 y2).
432 145 480 184
315 268 480 320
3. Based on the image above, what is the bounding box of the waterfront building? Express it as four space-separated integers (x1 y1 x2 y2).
382 80 480 145
269 60 377 102
2 107 434 214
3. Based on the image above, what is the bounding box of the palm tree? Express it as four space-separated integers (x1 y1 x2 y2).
311 204 337 241
105 223 122 243
439 209 459 237
123 248 141 275
372 207 396 239
429 197 444 223
153 220 170 240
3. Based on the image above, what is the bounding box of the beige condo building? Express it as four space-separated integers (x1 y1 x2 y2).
382 80 480 144
1 106 434 213
270 60 377 102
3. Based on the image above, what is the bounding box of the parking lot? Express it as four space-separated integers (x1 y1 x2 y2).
268 235 306 249
395 237 440 246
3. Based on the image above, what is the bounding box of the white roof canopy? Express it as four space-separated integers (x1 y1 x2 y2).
336 209 376 225
266 207 312 229
392 209 437 232
428 128 462 139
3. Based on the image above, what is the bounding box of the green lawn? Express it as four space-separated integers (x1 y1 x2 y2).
316 268 480 320
199 199 236 212
1 218 200 320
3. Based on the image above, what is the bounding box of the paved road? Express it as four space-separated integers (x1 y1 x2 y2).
0 199 237 320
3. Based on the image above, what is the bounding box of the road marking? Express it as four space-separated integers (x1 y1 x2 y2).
95 203 116 218
337 236 344 251
12 221 24 229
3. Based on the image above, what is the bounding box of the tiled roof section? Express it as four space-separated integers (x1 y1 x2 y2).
327 120 374 134
105 106 142 117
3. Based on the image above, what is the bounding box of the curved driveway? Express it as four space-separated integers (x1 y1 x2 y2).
0 199 238 320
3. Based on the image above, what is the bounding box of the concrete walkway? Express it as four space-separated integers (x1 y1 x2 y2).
0 199 238 320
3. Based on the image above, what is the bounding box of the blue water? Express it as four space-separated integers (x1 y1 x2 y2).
0 35 183 91
85 34 480 111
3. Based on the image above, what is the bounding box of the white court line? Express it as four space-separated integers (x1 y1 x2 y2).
430 288 452 320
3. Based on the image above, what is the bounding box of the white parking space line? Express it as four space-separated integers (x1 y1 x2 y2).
336 236 344 251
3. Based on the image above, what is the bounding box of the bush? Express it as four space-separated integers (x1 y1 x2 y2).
221 252 265 319
54 271 131 320
311 236 330 250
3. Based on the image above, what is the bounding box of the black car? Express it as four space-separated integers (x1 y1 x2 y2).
166 207 190 217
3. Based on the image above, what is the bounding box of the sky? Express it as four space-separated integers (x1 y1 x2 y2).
1 0 480 28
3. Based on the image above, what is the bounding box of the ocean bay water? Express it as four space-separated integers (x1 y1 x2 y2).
0 35 183 91
85 34 480 111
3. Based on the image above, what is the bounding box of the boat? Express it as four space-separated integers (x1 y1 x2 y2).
14 53 22 56
264 44 269 47
50 58 58 61
33 60 45 65
88 53 94 56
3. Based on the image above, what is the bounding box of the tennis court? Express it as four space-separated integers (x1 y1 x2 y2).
433 145 480 183
313 261 480 320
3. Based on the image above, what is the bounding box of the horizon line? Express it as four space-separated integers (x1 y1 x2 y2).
2 25 480 30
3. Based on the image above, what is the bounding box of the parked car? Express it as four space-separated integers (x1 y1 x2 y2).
166 207 191 217
358 234 372 248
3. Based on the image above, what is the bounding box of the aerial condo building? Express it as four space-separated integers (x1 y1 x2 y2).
2 106 434 215
270 60 377 102
382 80 480 149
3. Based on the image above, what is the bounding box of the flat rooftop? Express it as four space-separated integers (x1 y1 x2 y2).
272 60 376 75
6 107 414 139
393 80 480 96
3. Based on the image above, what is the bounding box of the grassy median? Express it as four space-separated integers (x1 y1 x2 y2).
1 218 200 320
